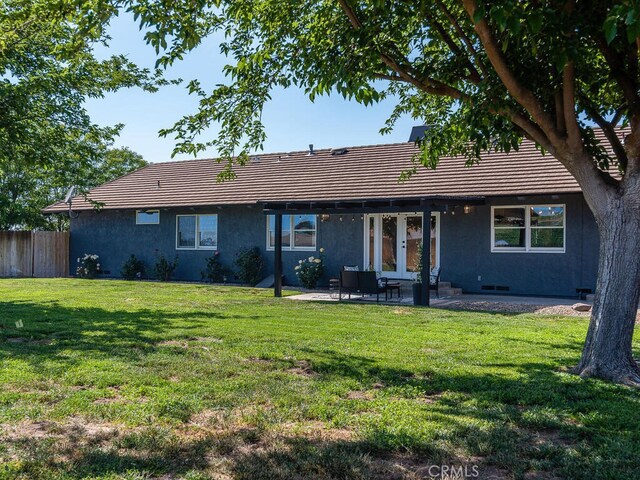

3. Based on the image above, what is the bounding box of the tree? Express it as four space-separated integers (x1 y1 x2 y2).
0 146 147 230
0 0 162 229
127 1 640 384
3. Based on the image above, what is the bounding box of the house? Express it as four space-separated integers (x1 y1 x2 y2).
44 130 610 301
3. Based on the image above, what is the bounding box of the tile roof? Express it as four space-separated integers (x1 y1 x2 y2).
44 130 624 212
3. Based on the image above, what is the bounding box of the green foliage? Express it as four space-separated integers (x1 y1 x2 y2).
294 249 325 289
234 247 264 286
123 0 639 180
75 253 100 278
121 254 146 280
0 0 163 230
0 146 148 231
153 253 178 281
201 251 231 283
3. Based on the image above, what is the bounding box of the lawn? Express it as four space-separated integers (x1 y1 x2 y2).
0 279 639 480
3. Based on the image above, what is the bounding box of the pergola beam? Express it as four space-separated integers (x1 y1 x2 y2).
261 196 484 215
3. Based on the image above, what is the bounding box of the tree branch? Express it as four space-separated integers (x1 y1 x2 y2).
427 14 482 83
461 0 564 148
562 61 583 150
597 38 640 113
554 89 566 134
373 72 407 83
337 0 466 99
579 94 628 170
434 0 490 78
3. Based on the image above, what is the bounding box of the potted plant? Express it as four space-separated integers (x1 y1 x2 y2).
412 243 424 306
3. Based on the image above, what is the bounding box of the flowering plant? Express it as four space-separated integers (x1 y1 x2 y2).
76 254 100 278
294 248 325 289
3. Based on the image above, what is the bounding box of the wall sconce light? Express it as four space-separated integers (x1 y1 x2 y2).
339 215 343 222
463 205 475 214
320 214 330 222
351 216 355 222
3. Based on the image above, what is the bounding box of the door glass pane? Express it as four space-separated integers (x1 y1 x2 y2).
431 215 437 267
405 216 423 272
177 215 196 248
382 216 397 272
198 215 217 248
368 217 375 270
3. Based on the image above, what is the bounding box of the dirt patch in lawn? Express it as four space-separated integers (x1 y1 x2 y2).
156 339 190 348
242 356 273 365
287 359 317 377
346 390 375 400
0 414 559 479
522 427 577 449
1 418 119 444
372 453 511 480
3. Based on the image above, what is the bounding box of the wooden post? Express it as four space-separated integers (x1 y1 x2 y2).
421 208 431 306
274 213 283 297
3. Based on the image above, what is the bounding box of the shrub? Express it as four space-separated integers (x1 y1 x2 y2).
234 247 264 286
295 248 325 289
76 254 100 278
201 251 231 283
153 253 178 281
121 254 146 280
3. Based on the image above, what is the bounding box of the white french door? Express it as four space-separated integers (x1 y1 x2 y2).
364 213 440 280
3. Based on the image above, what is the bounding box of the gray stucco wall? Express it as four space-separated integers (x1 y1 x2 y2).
69 206 363 286
69 193 599 297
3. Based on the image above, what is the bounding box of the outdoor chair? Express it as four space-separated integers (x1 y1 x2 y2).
357 271 388 303
429 266 441 298
339 269 388 303
339 268 360 299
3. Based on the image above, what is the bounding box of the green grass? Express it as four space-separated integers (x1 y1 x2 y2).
0 278 639 479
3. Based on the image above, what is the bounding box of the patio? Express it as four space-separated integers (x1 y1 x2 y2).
286 289 595 316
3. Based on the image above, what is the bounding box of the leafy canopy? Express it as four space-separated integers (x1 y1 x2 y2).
122 0 640 189
0 147 147 230
0 0 164 228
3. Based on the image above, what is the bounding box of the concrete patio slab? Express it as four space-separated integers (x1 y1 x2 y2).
284 290 603 317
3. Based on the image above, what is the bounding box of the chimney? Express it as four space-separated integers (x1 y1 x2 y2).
307 144 315 155
408 125 430 142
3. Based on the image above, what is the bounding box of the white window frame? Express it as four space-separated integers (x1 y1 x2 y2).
266 214 317 251
491 204 566 253
176 214 218 250
136 209 160 225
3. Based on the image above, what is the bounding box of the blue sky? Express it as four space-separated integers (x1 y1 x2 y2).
84 12 417 163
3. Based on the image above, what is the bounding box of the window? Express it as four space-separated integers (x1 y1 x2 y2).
491 205 565 252
267 214 317 250
176 214 218 250
136 210 159 224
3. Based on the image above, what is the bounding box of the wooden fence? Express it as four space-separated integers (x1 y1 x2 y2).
0 231 69 277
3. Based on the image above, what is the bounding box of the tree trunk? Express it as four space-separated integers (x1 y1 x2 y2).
574 188 640 386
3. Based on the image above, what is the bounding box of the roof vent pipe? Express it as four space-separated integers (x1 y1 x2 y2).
308 144 314 155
